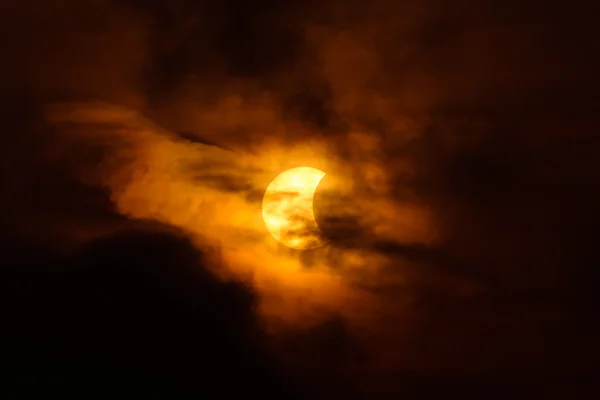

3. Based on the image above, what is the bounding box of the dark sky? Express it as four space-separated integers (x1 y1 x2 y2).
1 0 599 398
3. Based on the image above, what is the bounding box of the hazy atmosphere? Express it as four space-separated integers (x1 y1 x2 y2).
1 0 599 398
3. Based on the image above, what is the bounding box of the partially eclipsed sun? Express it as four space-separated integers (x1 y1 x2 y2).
262 167 327 250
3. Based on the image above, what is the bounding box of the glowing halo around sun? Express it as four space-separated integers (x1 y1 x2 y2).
261 167 328 250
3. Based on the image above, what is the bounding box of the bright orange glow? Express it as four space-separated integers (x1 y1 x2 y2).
46 103 438 331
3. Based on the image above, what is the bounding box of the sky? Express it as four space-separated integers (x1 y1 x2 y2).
1 0 599 398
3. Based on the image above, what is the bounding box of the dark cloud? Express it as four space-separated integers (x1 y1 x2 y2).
0 227 304 397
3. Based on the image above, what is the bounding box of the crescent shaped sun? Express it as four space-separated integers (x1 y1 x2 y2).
261 167 328 250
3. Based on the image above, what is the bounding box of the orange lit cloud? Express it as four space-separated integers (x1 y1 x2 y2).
45 100 438 332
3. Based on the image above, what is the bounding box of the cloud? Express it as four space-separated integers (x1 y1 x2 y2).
0 226 304 397
2 0 600 397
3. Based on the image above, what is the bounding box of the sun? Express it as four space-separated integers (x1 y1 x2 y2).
261 167 328 250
